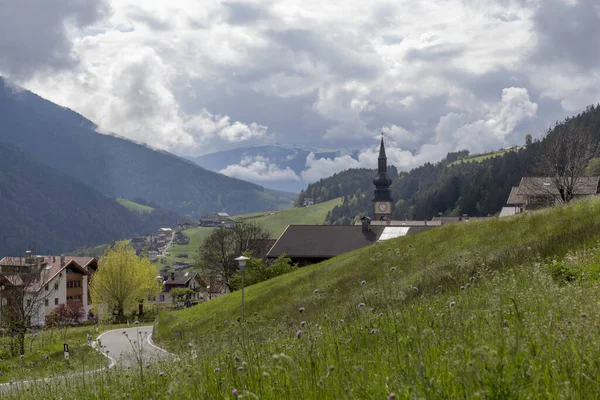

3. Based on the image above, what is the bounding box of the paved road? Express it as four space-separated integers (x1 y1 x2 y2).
95 325 169 367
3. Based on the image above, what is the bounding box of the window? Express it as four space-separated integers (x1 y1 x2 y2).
45 284 49 291
67 281 82 289
27 299 31 307
54 282 59 290
44 299 49 307
159 295 165 302
54 298 58 305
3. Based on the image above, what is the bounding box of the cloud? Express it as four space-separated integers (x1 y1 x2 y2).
9 0 599 180
0 0 110 78
220 156 301 182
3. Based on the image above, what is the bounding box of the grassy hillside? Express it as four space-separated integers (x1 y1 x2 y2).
448 147 519 166
234 197 343 238
12 198 600 398
116 198 155 214
159 227 215 266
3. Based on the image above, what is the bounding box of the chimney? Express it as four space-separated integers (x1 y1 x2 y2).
361 216 371 234
25 250 33 264
171 272 175 281
36 256 42 270
60 254 65 267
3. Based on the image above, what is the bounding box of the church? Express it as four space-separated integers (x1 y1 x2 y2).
266 134 432 266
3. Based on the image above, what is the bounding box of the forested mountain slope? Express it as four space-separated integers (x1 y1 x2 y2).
0 142 180 255
0 77 291 217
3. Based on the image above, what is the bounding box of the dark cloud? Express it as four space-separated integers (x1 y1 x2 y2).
222 2 273 25
531 0 600 70
0 0 110 79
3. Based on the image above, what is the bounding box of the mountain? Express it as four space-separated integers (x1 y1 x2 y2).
187 145 359 193
0 141 181 255
0 77 292 217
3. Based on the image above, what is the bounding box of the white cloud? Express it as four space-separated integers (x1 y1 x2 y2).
2 0 597 174
220 156 301 182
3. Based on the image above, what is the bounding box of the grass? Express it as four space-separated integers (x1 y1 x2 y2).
448 148 518 166
69 243 111 258
10 197 600 398
159 227 215 266
116 198 155 214
234 197 343 238
0 323 140 383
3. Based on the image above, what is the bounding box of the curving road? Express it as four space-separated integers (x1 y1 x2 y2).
95 325 170 367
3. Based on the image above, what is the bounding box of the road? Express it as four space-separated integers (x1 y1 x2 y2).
95 325 169 367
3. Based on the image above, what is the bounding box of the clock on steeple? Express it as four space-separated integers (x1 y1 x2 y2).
373 133 393 222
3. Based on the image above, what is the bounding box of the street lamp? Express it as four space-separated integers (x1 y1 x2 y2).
234 256 250 323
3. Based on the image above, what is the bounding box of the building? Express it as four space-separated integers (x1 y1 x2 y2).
500 176 600 217
151 271 204 304
0 253 97 326
302 198 315 207
266 217 432 266
199 212 236 228
373 133 394 222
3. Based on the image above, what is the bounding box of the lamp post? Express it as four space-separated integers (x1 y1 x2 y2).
234 256 250 323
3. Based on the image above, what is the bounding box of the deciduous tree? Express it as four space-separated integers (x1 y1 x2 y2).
89 242 159 318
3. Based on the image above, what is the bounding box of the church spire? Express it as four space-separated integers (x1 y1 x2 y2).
372 132 393 201
378 132 387 160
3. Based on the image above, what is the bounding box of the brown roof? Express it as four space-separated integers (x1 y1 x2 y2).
160 271 198 291
507 186 526 205
267 225 386 259
518 177 600 197
0 257 90 291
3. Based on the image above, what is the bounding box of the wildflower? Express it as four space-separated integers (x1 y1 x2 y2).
33 333 37 338
232 388 239 397
237 366 244 371
296 330 302 339
19 355 24 359
159 371 165 376
313 289 319 294
387 393 397 399
358 302 365 308
460 286 465 290
214 368 220 372
369 329 379 334
300 321 306 327
390 267 396 272
298 307 305 313
339 319 344 323
413 286 419 292
44 354 49 360
360 280 366 286
449 301 456 308
581 313 589 318
187 342 193 348
224 320 228 324
234 355 240 362
378 312 384 318
271 319 276 323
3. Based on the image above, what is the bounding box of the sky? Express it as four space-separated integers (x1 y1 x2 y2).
1 0 599 183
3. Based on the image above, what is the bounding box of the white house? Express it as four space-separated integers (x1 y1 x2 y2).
0 254 97 326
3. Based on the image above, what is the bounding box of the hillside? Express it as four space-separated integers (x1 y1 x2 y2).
13 197 600 398
234 197 343 238
0 142 179 255
0 77 292 217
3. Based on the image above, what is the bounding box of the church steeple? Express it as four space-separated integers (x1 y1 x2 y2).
373 133 393 221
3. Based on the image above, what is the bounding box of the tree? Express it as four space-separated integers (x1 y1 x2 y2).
0 250 60 356
89 242 159 318
531 124 600 203
169 287 194 307
525 134 533 146
195 222 271 288
45 303 84 338
229 255 296 290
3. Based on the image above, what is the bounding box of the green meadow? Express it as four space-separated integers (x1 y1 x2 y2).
9 197 600 398
116 198 155 214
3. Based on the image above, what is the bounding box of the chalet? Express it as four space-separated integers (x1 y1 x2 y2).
0 253 97 326
199 212 236 228
302 198 315 207
152 271 204 304
500 176 600 217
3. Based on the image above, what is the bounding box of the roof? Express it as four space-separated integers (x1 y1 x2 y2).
369 220 443 227
0 256 91 291
267 225 386 259
506 186 526 205
518 176 600 197
216 212 230 217
161 271 197 288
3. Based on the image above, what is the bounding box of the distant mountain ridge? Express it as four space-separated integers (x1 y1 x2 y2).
0 141 181 255
187 145 360 193
0 77 293 217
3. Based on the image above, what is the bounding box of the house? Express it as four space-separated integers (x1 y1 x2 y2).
302 198 315 207
151 271 204 304
500 176 600 217
199 212 237 228
0 253 97 326
198 274 230 301
266 218 432 266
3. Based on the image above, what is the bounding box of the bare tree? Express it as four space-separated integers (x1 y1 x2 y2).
0 251 57 356
531 124 600 203
194 222 271 289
